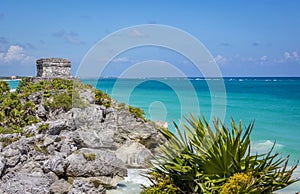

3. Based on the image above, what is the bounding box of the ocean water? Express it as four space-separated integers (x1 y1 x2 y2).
6 77 300 192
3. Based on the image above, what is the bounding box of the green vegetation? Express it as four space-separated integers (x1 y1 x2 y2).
0 81 9 97
0 137 20 147
116 102 146 120
83 152 96 161
37 123 49 133
0 78 113 148
142 115 298 193
128 105 145 120
94 90 112 108
117 102 126 110
219 172 253 194
33 143 49 154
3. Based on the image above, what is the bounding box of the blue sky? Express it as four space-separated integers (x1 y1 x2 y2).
0 0 300 77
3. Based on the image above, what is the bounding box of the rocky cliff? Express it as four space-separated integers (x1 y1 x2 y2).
0 78 164 194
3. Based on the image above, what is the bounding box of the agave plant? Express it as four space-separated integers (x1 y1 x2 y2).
142 115 298 193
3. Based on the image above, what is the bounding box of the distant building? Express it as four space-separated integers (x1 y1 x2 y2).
11 75 16 80
36 58 71 78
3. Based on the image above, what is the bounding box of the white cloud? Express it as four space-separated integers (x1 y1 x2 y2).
284 52 291 59
260 55 267 61
214 55 227 64
281 51 299 62
292 51 299 60
0 45 34 64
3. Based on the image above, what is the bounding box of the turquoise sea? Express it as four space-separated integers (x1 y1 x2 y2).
7 77 300 192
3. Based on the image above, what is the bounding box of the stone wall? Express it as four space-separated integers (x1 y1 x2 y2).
36 58 71 78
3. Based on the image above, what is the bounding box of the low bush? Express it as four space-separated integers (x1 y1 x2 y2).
128 105 145 120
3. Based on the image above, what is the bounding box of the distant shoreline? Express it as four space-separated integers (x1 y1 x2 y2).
0 76 27 81
1 76 299 81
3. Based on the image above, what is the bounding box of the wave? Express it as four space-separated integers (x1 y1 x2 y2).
107 169 149 194
251 140 284 154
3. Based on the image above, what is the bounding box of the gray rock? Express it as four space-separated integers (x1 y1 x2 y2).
0 172 57 194
66 148 127 177
68 179 105 194
70 105 104 129
37 104 48 118
50 179 71 194
115 141 152 168
75 176 123 189
44 153 68 176
43 136 55 147
0 156 5 176
47 120 69 135
77 128 116 149
28 92 42 104
23 124 38 135
79 89 95 104
1 147 21 167
0 78 165 193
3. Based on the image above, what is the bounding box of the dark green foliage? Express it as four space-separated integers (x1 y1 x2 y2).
142 115 298 193
0 137 20 147
94 90 112 107
0 78 112 147
37 123 49 133
128 105 145 120
0 80 10 97
48 92 72 111
116 102 146 120
141 172 180 194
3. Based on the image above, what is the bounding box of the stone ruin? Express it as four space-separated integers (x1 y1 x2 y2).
36 58 71 78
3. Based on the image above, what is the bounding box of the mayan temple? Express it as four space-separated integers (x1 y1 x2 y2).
29 58 76 82
36 58 71 78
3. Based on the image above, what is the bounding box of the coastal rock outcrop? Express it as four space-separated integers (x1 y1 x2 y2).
0 85 164 193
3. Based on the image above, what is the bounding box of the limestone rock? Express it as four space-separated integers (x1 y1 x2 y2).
68 179 105 194
0 172 57 194
0 156 5 176
79 89 95 104
50 179 71 194
66 148 127 178
47 120 69 135
43 153 68 176
115 141 152 168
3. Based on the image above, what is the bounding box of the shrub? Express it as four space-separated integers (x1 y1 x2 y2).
37 123 49 133
219 173 253 193
128 105 145 120
142 115 299 193
0 80 10 96
0 137 20 147
117 102 126 110
94 90 112 107
49 92 72 111
141 172 180 194
83 152 96 161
